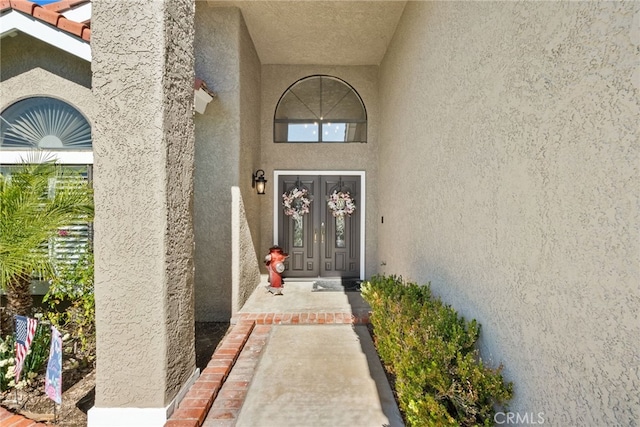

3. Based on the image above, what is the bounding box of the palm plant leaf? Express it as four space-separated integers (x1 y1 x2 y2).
0 157 94 291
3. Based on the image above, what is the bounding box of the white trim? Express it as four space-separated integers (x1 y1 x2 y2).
231 186 241 316
87 407 169 427
87 368 200 427
61 2 92 24
273 170 366 280
0 150 93 164
167 367 200 417
0 10 91 61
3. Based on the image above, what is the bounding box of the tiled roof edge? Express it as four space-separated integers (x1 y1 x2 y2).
43 0 89 14
2 0 91 41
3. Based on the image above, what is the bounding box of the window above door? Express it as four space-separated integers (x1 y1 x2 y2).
274 75 367 143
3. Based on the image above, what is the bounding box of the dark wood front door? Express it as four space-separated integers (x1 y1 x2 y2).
278 174 361 278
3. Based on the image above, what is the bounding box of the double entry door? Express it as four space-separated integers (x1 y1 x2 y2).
278 174 361 278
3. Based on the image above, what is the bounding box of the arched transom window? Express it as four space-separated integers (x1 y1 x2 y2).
0 97 93 274
1 96 92 150
274 75 367 143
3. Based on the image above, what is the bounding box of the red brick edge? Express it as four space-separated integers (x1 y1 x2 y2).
232 311 370 325
165 320 255 427
0 406 51 426
204 324 271 425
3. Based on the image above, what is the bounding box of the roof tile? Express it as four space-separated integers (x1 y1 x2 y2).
81 26 90 41
9 0 36 14
43 0 71 12
43 0 89 13
33 6 61 25
57 16 85 37
69 0 88 7
6 0 91 42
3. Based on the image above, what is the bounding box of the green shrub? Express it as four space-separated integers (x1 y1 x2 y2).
361 275 513 427
43 251 95 358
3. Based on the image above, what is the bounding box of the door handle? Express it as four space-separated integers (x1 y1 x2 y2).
321 222 325 244
314 229 318 243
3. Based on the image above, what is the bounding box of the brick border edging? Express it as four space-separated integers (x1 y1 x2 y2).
0 406 52 426
165 320 255 427
204 323 272 425
232 311 370 325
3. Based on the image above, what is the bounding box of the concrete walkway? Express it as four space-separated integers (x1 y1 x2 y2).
166 279 404 427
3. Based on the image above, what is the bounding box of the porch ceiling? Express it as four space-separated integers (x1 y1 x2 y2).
206 1 407 65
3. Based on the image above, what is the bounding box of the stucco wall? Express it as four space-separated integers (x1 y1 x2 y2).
378 2 639 424
91 0 195 413
0 33 93 122
237 7 263 309
260 65 379 277
194 5 262 320
194 6 239 321
232 187 261 315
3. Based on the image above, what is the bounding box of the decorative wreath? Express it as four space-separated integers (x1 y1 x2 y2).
327 190 356 217
282 187 312 220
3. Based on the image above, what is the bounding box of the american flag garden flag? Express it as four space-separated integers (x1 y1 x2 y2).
14 315 38 382
45 325 62 404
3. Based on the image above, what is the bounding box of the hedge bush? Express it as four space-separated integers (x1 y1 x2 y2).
361 275 513 427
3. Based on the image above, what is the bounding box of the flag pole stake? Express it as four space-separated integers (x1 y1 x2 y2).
13 315 18 404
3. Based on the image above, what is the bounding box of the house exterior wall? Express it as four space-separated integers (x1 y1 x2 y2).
236 9 262 311
194 6 262 321
1 34 93 294
0 33 93 122
378 1 639 425
90 0 196 422
260 65 379 277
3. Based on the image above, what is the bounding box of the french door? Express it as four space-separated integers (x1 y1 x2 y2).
278 174 361 278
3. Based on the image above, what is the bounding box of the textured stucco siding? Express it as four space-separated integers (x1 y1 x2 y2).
194 6 240 321
92 0 195 410
260 65 379 277
194 6 261 320
0 33 93 123
232 187 261 315
378 2 639 425
237 8 262 310
162 0 197 406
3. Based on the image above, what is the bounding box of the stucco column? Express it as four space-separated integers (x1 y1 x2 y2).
88 1 196 426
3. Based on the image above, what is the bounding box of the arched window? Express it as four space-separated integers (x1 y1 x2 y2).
274 75 367 143
1 97 93 275
1 96 92 150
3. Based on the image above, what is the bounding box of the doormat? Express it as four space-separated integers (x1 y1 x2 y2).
312 279 361 292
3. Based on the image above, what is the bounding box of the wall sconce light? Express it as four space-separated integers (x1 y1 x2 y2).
252 169 267 195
